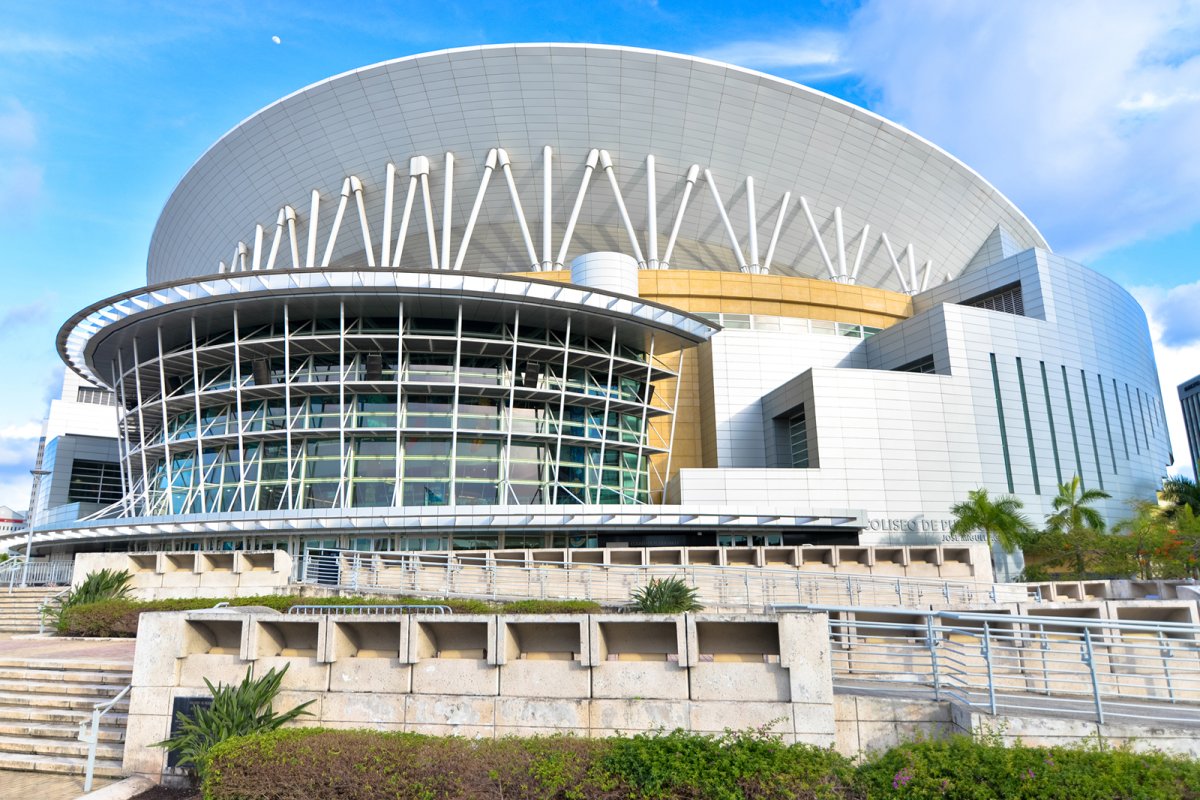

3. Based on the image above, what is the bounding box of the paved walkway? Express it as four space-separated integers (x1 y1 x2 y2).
0 768 113 799
0 633 137 663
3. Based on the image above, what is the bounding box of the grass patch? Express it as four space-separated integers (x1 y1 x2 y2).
57 595 600 637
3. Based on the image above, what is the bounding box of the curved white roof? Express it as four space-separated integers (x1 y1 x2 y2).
148 44 1047 291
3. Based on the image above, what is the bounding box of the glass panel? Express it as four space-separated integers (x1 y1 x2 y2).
402 481 448 506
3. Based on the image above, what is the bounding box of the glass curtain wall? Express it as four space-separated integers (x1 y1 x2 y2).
110 302 673 515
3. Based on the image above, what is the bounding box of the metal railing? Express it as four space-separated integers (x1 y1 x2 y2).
783 604 1200 727
286 604 452 615
78 683 131 793
295 549 1030 610
3 557 74 591
37 586 71 634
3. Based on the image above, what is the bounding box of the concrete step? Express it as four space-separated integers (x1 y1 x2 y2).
0 658 133 673
0 678 130 698
0 667 133 685
0 692 130 712
0 704 128 726
0 720 125 742
0 733 124 760
0 752 125 778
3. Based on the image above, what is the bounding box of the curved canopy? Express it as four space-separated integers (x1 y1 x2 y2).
148 44 1046 292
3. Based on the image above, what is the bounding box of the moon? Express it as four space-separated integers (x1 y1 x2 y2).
271 35 281 45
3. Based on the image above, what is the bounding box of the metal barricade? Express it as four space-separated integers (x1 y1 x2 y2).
785 604 1200 727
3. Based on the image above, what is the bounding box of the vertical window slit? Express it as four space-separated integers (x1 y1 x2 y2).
1041 362 1063 485
1015 358 1039 494
1080 369 1104 490
1136 388 1150 451
1061 365 1085 488
1125 384 1140 456
990 353 1014 493
1097 373 1117 475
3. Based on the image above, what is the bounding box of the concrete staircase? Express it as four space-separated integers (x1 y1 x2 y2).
0 658 131 777
0 587 59 634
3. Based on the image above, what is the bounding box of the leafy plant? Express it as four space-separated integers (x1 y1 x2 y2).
629 576 703 613
949 488 1034 579
156 665 314 784
1161 475 1200 518
47 568 133 632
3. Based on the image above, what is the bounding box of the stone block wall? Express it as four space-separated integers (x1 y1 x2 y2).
123 610 834 779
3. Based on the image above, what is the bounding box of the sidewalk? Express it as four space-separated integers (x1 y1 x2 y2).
0 634 137 664
0 768 113 799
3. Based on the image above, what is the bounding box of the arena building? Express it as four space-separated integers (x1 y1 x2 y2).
10 44 1172 573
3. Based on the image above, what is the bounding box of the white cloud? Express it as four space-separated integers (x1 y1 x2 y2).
0 98 41 220
845 0 1200 259
0 98 36 150
0 31 98 58
0 472 32 514
699 31 848 76
1130 283 1200 478
0 420 41 467
706 2 1200 260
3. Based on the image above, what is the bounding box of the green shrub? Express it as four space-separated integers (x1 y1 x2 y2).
202 727 1200 800
629 576 703 613
855 735 1200 799
55 594 497 637
600 728 853 800
202 727 854 800
48 568 133 632
156 665 313 785
499 599 603 614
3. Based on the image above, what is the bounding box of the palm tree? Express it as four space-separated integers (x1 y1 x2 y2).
1038 476 1110 579
949 488 1033 580
1045 476 1110 536
1161 476 1200 518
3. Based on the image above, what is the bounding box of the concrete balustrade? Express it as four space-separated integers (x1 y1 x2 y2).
122 610 835 779
73 551 292 599
430 544 992 581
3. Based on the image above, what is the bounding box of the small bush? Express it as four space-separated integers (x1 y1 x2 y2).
499 599 603 614
48 568 133 632
855 735 1200 799
203 727 1200 800
156 665 312 785
202 728 853 800
629 576 703 613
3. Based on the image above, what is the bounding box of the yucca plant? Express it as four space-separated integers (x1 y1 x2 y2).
48 568 133 632
630 576 703 613
156 665 313 783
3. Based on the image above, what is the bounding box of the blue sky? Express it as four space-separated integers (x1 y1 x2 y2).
1 0 1199 508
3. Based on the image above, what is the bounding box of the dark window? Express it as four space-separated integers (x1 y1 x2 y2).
76 386 116 406
963 282 1024 316
788 406 809 468
894 355 936 374
67 459 123 504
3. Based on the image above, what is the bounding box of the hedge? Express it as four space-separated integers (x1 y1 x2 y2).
203 728 856 800
854 735 1200 799
56 595 602 637
201 728 1200 800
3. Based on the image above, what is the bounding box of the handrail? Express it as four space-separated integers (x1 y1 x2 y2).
295 548 1025 610
796 603 1200 728
1 558 21 593
286 604 452 615
37 586 72 634
774 603 1200 634
4 557 74 592
78 683 131 793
